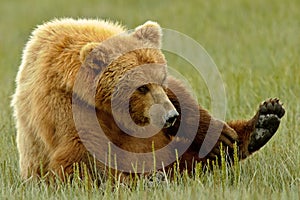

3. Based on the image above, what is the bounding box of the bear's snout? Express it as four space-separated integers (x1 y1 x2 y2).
164 109 179 128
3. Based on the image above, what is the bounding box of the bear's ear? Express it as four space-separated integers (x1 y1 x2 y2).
132 21 162 48
80 42 110 74
80 42 100 63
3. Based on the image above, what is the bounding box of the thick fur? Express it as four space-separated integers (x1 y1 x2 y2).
12 18 285 182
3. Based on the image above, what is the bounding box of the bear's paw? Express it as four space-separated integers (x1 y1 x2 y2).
248 98 285 152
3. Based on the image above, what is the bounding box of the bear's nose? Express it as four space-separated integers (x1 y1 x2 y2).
164 109 179 128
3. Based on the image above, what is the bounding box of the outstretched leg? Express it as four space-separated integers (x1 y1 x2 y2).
228 98 285 159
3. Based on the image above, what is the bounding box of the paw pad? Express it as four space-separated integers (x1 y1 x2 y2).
259 98 285 118
248 98 285 153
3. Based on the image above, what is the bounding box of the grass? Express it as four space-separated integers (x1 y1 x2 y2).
0 0 299 199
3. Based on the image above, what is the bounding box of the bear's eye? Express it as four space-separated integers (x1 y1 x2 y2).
137 85 149 94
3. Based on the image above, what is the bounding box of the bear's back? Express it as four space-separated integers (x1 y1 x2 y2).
18 18 125 83
12 19 126 136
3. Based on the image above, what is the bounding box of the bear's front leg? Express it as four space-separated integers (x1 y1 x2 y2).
47 137 89 181
227 98 285 159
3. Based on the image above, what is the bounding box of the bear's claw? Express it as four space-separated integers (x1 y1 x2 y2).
248 98 285 153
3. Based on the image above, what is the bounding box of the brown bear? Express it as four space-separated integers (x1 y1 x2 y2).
11 18 285 182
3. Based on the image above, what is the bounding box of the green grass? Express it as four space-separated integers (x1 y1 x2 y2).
0 0 299 199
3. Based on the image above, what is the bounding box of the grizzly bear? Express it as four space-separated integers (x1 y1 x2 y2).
11 18 285 182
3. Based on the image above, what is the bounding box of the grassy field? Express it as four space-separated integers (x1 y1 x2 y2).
0 0 299 199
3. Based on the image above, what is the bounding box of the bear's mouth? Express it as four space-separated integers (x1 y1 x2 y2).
163 113 178 128
162 109 179 128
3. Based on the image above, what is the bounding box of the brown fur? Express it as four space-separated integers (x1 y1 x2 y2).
12 18 281 182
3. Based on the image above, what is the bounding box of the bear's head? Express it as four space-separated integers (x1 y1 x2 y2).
78 21 179 135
